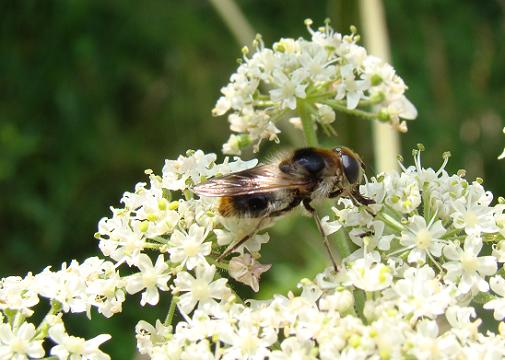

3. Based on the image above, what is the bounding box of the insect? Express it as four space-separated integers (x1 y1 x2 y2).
192 146 373 271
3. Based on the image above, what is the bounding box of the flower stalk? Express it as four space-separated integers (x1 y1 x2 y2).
164 296 179 327
297 99 319 147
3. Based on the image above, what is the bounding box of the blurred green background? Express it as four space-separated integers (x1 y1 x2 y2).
1 0 504 357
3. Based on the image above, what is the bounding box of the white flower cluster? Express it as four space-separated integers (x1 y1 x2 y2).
0 258 118 359
128 148 505 359
214 20 417 154
0 150 261 359
2 148 504 359
338 148 505 302
136 276 505 360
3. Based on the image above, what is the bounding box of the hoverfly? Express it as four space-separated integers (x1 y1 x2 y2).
192 147 373 271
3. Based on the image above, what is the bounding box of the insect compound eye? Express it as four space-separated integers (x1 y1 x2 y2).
341 151 361 184
293 148 325 175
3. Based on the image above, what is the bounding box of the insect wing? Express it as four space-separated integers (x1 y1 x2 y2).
192 165 309 197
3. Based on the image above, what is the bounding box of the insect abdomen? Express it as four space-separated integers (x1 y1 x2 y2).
218 193 277 218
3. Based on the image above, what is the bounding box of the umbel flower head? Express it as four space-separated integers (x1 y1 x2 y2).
214 19 417 154
1 20 504 360
1 145 505 359
123 146 505 359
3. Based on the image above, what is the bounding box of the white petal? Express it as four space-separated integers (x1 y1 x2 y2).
458 273 474 293
346 91 361 110
0 324 13 343
178 293 197 314
430 242 444 257
50 345 69 359
196 265 216 283
174 272 195 291
170 229 186 245
17 323 36 339
378 235 394 251
188 224 206 243
125 275 145 295
417 320 438 338
27 341 45 358
498 147 505 160
141 287 159 306
407 248 426 264
320 216 342 236
135 253 154 272
87 333 112 347
484 298 505 320
430 220 446 237
397 96 418 120
209 278 230 299
443 244 462 261
464 236 483 255
477 256 497 276
490 276 505 297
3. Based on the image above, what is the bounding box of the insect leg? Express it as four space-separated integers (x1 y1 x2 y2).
328 189 343 198
302 199 339 272
217 217 267 262
351 189 375 206
268 197 302 217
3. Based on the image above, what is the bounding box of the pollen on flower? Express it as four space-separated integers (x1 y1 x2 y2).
378 267 391 284
349 334 361 348
183 242 201 257
463 211 479 228
141 272 158 289
460 253 478 273
416 229 433 250
168 201 179 210
240 335 259 354
66 336 86 354
191 279 211 301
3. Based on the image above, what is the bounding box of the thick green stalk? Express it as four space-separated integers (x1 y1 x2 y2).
354 290 367 322
164 296 179 327
297 99 319 147
322 99 378 121
34 300 62 340
298 98 355 261
332 228 352 259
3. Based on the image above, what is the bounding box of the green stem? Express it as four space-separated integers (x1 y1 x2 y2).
322 99 379 121
207 257 229 271
228 286 244 305
354 289 366 322
333 229 353 260
254 100 276 107
34 300 62 340
297 99 319 147
483 233 505 243
152 236 169 244
143 242 163 249
164 296 179 327
472 292 495 305
422 184 432 223
375 213 404 233
441 227 464 240
304 92 336 101
12 311 25 331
